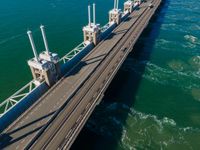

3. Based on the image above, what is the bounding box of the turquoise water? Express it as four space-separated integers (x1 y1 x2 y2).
0 0 113 100
0 0 200 149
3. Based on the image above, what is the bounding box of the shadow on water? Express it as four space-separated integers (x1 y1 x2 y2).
71 0 169 149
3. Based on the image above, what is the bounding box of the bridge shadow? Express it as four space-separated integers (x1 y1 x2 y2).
64 53 108 79
63 61 88 78
71 0 169 149
0 51 109 148
0 111 55 149
0 54 106 149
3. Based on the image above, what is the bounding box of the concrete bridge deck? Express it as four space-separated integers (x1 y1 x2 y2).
0 0 161 149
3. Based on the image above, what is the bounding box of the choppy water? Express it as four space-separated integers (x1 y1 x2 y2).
72 0 200 149
0 0 200 149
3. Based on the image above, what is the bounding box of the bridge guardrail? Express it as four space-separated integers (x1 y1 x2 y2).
59 42 88 64
0 81 38 117
0 42 90 118
0 19 116 118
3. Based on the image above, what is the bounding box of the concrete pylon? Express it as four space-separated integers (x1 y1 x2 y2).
124 0 134 13
83 4 101 45
109 0 122 25
27 27 61 87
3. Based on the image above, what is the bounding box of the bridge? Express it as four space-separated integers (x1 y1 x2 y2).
0 0 161 149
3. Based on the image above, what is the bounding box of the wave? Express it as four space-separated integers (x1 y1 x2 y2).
184 35 200 45
90 102 200 133
156 38 174 46
149 61 200 90
182 42 198 49
122 59 200 102
189 56 200 68
128 60 199 87
86 102 200 149
0 33 24 45
121 108 200 149
183 35 200 49
129 108 177 127
160 22 193 33
161 23 176 30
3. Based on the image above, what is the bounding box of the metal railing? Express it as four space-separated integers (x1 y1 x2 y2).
59 42 88 64
0 81 38 117
0 42 89 118
100 23 111 33
0 12 119 118
0 0 143 119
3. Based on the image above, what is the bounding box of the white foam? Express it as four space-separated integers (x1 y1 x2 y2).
189 56 200 66
86 103 200 149
130 108 176 127
156 39 172 45
184 35 200 45
163 117 176 126
136 61 200 91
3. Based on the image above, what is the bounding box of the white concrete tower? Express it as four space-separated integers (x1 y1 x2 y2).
39 25 59 63
39 25 61 83
124 0 134 13
134 0 142 6
83 4 101 45
27 31 40 62
109 0 122 25
27 30 50 86
27 29 60 86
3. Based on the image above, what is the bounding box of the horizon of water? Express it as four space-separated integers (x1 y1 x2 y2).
0 0 200 149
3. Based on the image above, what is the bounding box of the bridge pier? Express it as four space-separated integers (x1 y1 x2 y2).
109 0 122 25
83 4 101 46
134 0 143 5
27 26 60 87
124 0 134 13
39 25 61 83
